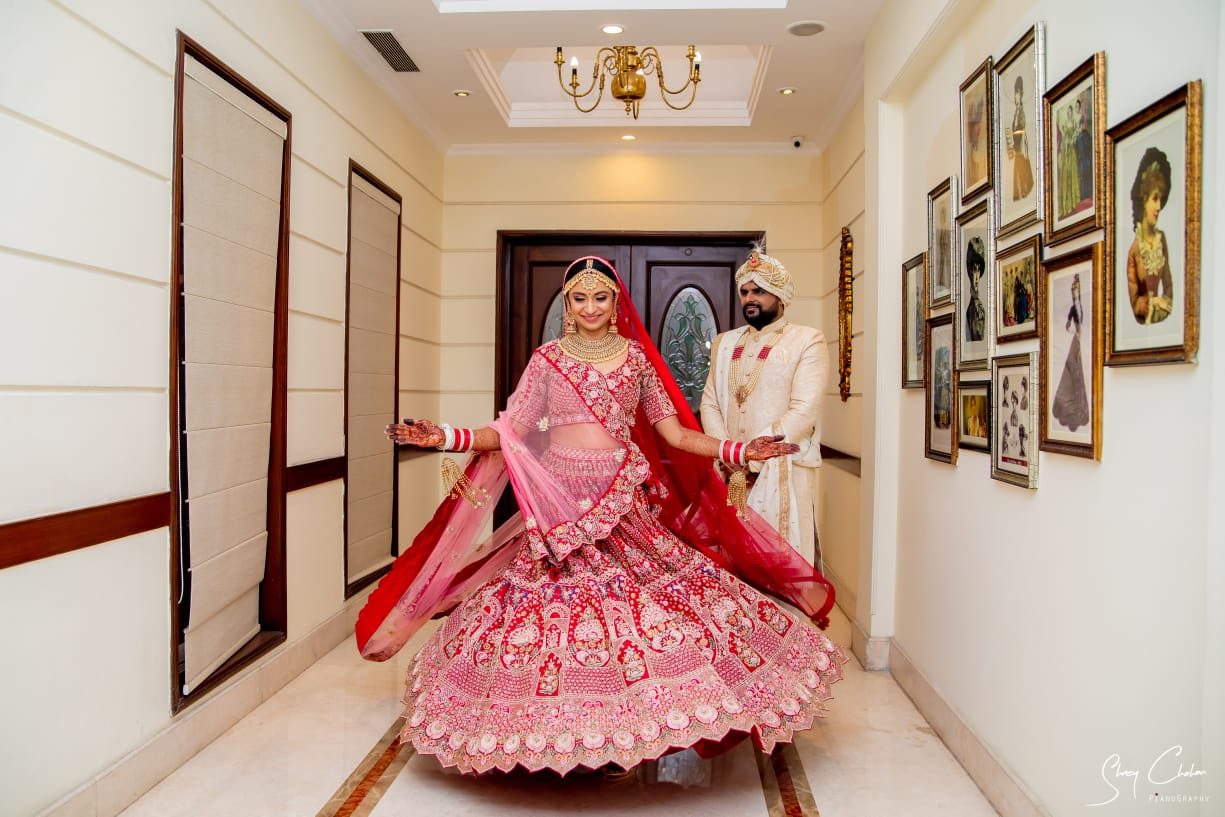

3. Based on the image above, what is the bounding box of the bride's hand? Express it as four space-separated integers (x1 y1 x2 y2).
744 434 800 462
386 418 445 448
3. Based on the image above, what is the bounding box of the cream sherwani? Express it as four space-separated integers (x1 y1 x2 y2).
700 316 828 566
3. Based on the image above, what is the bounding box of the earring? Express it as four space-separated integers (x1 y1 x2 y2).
563 311 577 335
609 303 618 335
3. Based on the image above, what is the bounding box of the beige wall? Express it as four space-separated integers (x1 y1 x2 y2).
439 151 827 427
0 1 443 814
864 0 1223 814
815 98 866 621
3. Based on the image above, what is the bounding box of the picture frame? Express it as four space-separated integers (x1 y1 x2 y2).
1104 80 1202 366
901 251 928 389
955 195 994 370
925 313 957 464
956 375 991 453
960 58 994 205
927 176 958 308
1044 52 1106 246
991 352 1039 488
995 234 1042 342
1040 244 1103 459
993 23 1045 238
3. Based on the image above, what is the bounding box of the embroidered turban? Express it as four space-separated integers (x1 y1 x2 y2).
734 250 794 305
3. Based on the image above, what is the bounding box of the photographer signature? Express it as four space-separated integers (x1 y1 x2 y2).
1087 745 1208 806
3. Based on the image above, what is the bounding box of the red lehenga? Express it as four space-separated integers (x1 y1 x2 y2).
356 260 845 775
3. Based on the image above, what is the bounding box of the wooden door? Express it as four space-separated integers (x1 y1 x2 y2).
496 232 758 417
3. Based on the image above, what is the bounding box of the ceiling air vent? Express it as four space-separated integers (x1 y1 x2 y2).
360 30 420 72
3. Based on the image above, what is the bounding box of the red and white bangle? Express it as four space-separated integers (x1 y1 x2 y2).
437 424 474 453
718 439 747 467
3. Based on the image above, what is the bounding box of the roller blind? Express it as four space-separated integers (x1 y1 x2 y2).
345 172 400 584
178 55 287 695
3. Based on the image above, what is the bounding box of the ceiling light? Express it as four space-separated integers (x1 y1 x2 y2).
621 134 636 141
602 24 623 35
555 44 701 119
787 20 826 37
779 87 797 96
453 90 471 97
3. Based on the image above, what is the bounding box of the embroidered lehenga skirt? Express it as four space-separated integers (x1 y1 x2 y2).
400 475 846 774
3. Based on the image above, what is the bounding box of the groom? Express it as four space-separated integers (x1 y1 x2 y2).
700 250 828 566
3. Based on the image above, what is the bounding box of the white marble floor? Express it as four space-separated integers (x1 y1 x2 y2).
119 608 998 817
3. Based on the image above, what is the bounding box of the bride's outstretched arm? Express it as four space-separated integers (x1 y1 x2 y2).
651 415 798 462
385 419 501 452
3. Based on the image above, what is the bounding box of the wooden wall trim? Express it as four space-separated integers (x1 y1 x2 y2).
0 493 171 571
286 457 345 492
820 444 862 478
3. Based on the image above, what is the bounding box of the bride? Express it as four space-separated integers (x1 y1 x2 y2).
358 256 845 775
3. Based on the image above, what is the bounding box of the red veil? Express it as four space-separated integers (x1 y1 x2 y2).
356 258 834 661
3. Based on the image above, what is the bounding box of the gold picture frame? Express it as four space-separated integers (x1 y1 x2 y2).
1040 244 1103 460
902 252 927 389
995 234 1042 343
959 57 994 205
955 196 994 370
956 375 991 453
927 176 958 308
991 352 1039 488
925 313 957 464
1043 52 1106 246
838 226 853 401
993 23 1045 238
1104 80 1202 366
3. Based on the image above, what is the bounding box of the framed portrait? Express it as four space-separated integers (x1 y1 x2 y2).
960 58 994 205
991 352 1039 488
901 252 927 389
925 313 957 464
995 235 1041 342
1041 244 1103 459
955 196 994 370
926 176 958 308
993 23 1045 238
956 376 991 453
1105 80 1202 366
1044 52 1106 246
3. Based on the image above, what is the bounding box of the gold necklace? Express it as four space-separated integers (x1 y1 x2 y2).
731 326 784 405
559 332 628 364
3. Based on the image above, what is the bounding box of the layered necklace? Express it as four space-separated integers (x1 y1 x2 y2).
560 331 628 364
731 325 785 405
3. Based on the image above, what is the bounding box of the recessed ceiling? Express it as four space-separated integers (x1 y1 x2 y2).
301 0 881 153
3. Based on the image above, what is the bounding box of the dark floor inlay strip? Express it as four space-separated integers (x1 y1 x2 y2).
756 743 819 817
317 718 413 817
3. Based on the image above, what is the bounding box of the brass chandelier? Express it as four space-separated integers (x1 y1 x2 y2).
554 45 701 119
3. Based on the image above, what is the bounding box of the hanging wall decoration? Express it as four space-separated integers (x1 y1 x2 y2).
1104 80 1202 365
838 226 853 402
955 195 995 370
901 251 927 389
1043 52 1106 246
925 313 957 464
993 23 1046 238
1040 244 1103 459
960 58 994 205
991 352 1040 488
927 176 958 308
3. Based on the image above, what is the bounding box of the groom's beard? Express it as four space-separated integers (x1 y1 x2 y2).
743 301 780 329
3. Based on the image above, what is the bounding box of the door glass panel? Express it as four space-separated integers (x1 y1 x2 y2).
660 286 718 416
540 290 566 345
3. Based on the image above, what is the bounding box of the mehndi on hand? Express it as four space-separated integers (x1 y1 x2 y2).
386 418 446 448
744 434 800 462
